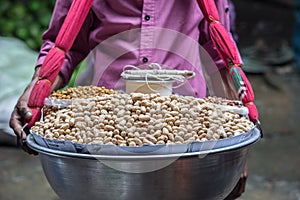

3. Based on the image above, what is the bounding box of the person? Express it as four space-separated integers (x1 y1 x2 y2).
10 0 248 199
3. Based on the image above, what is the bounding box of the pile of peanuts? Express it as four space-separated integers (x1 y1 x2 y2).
31 88 254 146
44 86 116 116
50 86 116 99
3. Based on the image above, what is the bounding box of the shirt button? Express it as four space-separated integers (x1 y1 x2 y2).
144 15 151 21
142 57 148 63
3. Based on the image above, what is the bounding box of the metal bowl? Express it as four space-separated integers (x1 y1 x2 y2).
26 128 261 200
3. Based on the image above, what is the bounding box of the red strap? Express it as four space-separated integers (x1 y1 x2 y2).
39 0 94 83
197 0 241 66
197 0 259 122
26 0 94 128
197 0 220 23
55 0 94 52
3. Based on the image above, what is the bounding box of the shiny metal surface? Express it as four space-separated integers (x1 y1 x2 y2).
27 129 261 200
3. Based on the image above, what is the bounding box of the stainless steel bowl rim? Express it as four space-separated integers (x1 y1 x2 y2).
26 128 261 160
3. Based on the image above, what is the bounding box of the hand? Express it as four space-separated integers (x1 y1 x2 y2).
9 77 39 155
9 67 64 154
224 164 248 200
209 68 238 100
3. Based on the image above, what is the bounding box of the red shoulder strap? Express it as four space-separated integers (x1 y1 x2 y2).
27 0 94 127
197 0 259 122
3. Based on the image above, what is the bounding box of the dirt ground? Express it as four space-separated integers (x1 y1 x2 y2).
1 0 300 199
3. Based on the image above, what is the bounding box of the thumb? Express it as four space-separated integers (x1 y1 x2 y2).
17 100 33 121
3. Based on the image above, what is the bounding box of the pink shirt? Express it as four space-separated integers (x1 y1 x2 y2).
36 0 232 98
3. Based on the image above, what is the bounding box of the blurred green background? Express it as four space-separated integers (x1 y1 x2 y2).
0 0 85 86
0 0 55 51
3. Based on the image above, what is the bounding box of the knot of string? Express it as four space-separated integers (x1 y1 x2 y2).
122 63 194 93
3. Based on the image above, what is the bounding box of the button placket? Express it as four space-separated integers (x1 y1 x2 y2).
140 0 155 64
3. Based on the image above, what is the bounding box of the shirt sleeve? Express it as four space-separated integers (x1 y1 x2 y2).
35 0 96 87
198 0 236 75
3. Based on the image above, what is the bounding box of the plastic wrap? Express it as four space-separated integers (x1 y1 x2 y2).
30 126 257 155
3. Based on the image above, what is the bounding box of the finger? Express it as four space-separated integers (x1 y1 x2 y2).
9 108 24 138
15 122 29 146
16 137 38 155
16 100 32 121
21 142 39 155
13 121 38 155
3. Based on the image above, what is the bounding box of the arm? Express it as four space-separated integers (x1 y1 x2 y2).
10 0 96 153
9 67 64 154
